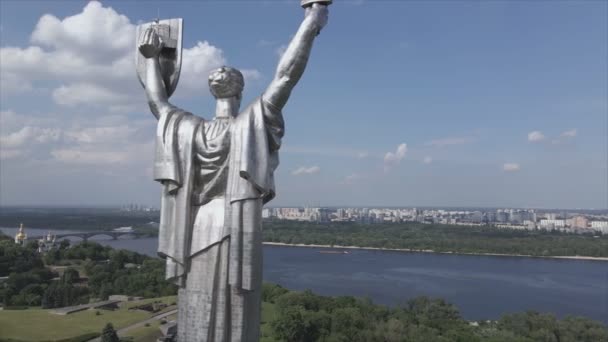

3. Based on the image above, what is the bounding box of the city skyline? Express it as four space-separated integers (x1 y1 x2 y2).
1 1 606 209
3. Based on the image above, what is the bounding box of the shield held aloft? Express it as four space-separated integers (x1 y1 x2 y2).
135 18 183 98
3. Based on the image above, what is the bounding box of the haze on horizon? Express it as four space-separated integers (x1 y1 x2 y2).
0 1 606 209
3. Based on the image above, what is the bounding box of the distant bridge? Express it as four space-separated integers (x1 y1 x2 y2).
29 231 148 242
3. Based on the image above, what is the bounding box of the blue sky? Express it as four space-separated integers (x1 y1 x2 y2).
0 0 606 209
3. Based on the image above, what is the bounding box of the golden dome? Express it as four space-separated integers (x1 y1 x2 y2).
15 223 27 240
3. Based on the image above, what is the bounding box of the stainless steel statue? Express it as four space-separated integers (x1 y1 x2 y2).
136 1 330 341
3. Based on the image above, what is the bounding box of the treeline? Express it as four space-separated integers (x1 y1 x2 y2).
263 221 608 257
0 235 176 308
0 239 74 308
0 207 158 231
262 283 608 342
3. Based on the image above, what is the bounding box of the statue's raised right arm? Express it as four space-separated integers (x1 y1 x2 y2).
138 28 174 120
263 3 329 110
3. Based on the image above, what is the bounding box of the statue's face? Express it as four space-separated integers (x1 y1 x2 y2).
208 67 244 99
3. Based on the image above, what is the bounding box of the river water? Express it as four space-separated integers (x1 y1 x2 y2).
2 227 607 323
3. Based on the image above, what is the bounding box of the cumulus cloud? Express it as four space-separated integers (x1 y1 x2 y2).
0 2 135 88
528 131 545 142
423 156 433 164
0 1 259 104
64 126 137 144
30 2 134 62
292 166 321 176
178 41 226 95
503 163 520 172
383 143 407 171
53 82 131 106
0 126 61 149
51 148 130 164
425 137 474 147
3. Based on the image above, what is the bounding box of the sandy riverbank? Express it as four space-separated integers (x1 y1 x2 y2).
263 242 608 261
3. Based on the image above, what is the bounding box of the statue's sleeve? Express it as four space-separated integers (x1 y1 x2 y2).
261 97 285 153
229 97 285 204
154 110 201 286
153 108 187 193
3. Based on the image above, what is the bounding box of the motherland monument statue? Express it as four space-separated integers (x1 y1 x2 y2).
136 1 331 341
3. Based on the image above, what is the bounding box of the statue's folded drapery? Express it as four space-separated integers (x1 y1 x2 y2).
154 97 283 288
152 97 283 340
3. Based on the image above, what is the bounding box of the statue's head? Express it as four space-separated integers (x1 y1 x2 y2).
208 66 244 99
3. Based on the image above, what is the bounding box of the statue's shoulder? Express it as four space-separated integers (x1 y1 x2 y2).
166 107 205 123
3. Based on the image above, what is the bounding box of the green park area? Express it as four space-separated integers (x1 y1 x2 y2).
0 296 176 342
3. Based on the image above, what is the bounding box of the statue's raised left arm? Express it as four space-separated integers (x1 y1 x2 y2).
263 4 329 110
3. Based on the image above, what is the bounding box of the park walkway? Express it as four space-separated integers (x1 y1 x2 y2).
87 309 177 341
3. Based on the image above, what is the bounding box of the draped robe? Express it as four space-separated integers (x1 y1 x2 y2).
153 97 284 341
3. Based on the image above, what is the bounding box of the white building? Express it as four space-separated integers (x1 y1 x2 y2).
539 219 565 229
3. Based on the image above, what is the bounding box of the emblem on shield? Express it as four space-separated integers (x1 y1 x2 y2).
135 18 183 98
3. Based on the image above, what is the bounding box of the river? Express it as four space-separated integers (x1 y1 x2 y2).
2 227 607 323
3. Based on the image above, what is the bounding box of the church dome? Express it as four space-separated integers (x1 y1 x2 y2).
15 223 27 241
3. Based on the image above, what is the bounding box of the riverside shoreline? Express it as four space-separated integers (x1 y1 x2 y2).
263 242 608 261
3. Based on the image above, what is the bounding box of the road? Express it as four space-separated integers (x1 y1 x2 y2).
88 308 177 341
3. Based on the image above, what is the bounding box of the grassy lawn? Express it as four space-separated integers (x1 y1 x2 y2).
0 296 175 341
0 298 274 342
122 313 177 342
123 320 162 342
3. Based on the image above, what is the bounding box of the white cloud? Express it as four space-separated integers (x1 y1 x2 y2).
53 83 131 106
0 126 61 149
528 131 545 142
357 151 369 159
30 2 134 62
51 148 130 164
0 73 33 95
503 163 520 172
241 69 263 82
0 2 137 107
384 143 407 171
50 140 154 165
292 166 320 176
423 156 433 164
0 2 255 105
425 137 474 147
178 41 226 95
560 129 577 138
64 126 137 144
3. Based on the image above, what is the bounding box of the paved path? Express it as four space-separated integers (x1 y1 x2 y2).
88 309 177 341
50 300 122 315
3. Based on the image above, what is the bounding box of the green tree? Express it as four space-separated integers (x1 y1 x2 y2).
101 323 120 342
61 267 79 285
272 305 308 342
59 239 71 250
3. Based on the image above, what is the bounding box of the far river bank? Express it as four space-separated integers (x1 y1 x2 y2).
263 242 608 261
